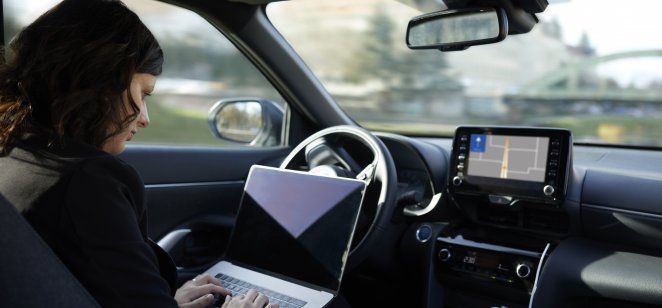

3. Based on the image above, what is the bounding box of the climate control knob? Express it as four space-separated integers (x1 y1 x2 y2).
452 176 463 186
515 263 532 278
438 248 452 262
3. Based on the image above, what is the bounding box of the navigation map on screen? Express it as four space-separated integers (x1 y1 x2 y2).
467 134 549 182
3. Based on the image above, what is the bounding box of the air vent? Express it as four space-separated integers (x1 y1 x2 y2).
477 206 518 227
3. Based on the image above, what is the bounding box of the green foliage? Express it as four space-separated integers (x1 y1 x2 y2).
533 115 662 146
361 6 398 84
131 101 231 146
159 35 266 86
350 5 461 91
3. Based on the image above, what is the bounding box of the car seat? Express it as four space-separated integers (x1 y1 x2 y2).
0 195 99 307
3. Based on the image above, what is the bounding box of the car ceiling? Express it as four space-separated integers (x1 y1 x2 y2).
225 0 547 35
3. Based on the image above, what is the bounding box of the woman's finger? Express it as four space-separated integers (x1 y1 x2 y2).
243 289 258 302
185 283 231 300
221 295 231 308
179 293 214 308
192 274 224 287
253 293 269 307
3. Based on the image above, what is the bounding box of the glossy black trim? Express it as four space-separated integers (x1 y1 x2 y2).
406 7 508 52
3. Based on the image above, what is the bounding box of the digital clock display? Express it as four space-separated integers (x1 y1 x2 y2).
461 250 500 269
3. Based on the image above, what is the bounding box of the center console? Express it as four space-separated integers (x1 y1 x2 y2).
433 126 572 307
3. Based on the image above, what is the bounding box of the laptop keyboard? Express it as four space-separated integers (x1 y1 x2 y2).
216 273 308 308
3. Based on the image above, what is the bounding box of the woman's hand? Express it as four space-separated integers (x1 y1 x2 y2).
175 274 230 308
221 289 279 308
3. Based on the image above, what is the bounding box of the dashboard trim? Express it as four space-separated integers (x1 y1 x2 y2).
582 203 662 220
437 235 541 258
404 192 443 216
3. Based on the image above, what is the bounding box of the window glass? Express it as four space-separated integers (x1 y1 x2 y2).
4 0 286 147
268 0 662 147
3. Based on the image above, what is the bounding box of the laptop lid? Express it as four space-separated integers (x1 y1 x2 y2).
223 165 366 293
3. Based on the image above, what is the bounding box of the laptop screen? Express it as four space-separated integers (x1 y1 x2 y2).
224 165 366 292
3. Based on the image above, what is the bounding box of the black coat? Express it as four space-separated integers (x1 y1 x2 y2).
0 135 178 307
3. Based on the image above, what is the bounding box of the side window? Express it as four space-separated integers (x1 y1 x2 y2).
3 0 286 147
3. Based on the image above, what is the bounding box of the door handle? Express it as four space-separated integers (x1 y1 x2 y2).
157 229 191 253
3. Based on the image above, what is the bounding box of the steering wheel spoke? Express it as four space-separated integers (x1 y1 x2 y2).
304 139 363 176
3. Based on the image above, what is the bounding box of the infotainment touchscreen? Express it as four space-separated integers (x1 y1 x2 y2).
449 126 572 205
466 134 548 183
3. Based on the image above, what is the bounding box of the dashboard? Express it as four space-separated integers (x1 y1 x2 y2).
377 127 662 308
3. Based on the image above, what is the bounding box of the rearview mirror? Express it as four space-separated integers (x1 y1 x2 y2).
406 7 507 51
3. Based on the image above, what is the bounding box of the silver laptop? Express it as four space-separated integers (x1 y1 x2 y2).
204 165 367 308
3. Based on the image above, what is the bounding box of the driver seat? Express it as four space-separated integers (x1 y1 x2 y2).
0 194 99 307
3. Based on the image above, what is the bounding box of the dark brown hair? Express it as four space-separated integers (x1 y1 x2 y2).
0 0 163 154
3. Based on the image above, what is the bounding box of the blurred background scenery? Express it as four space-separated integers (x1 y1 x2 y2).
5 0 662 147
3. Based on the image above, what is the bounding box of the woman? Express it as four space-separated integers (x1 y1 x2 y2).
0 0 274 307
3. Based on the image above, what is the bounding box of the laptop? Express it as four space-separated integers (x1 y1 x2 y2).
204 165 367 308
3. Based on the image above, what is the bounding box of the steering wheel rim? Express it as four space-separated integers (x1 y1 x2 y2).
279 125 398 269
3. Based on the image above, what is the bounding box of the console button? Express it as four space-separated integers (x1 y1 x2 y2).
415 225 432 243
438 248 452 262
543 185 555 196
516 263 532 279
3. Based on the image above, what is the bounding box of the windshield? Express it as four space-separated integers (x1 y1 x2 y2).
268 0 662 147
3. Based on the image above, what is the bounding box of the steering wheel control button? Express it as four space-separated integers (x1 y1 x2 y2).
452 176 463 186
438 248 452 262
415 225 432 243
543 185 555 196
515 263 532 279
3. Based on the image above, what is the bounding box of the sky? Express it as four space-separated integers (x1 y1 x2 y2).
541 0 662 87
541 0 662 55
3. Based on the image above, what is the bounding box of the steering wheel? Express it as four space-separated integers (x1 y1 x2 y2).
279 125 398 268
